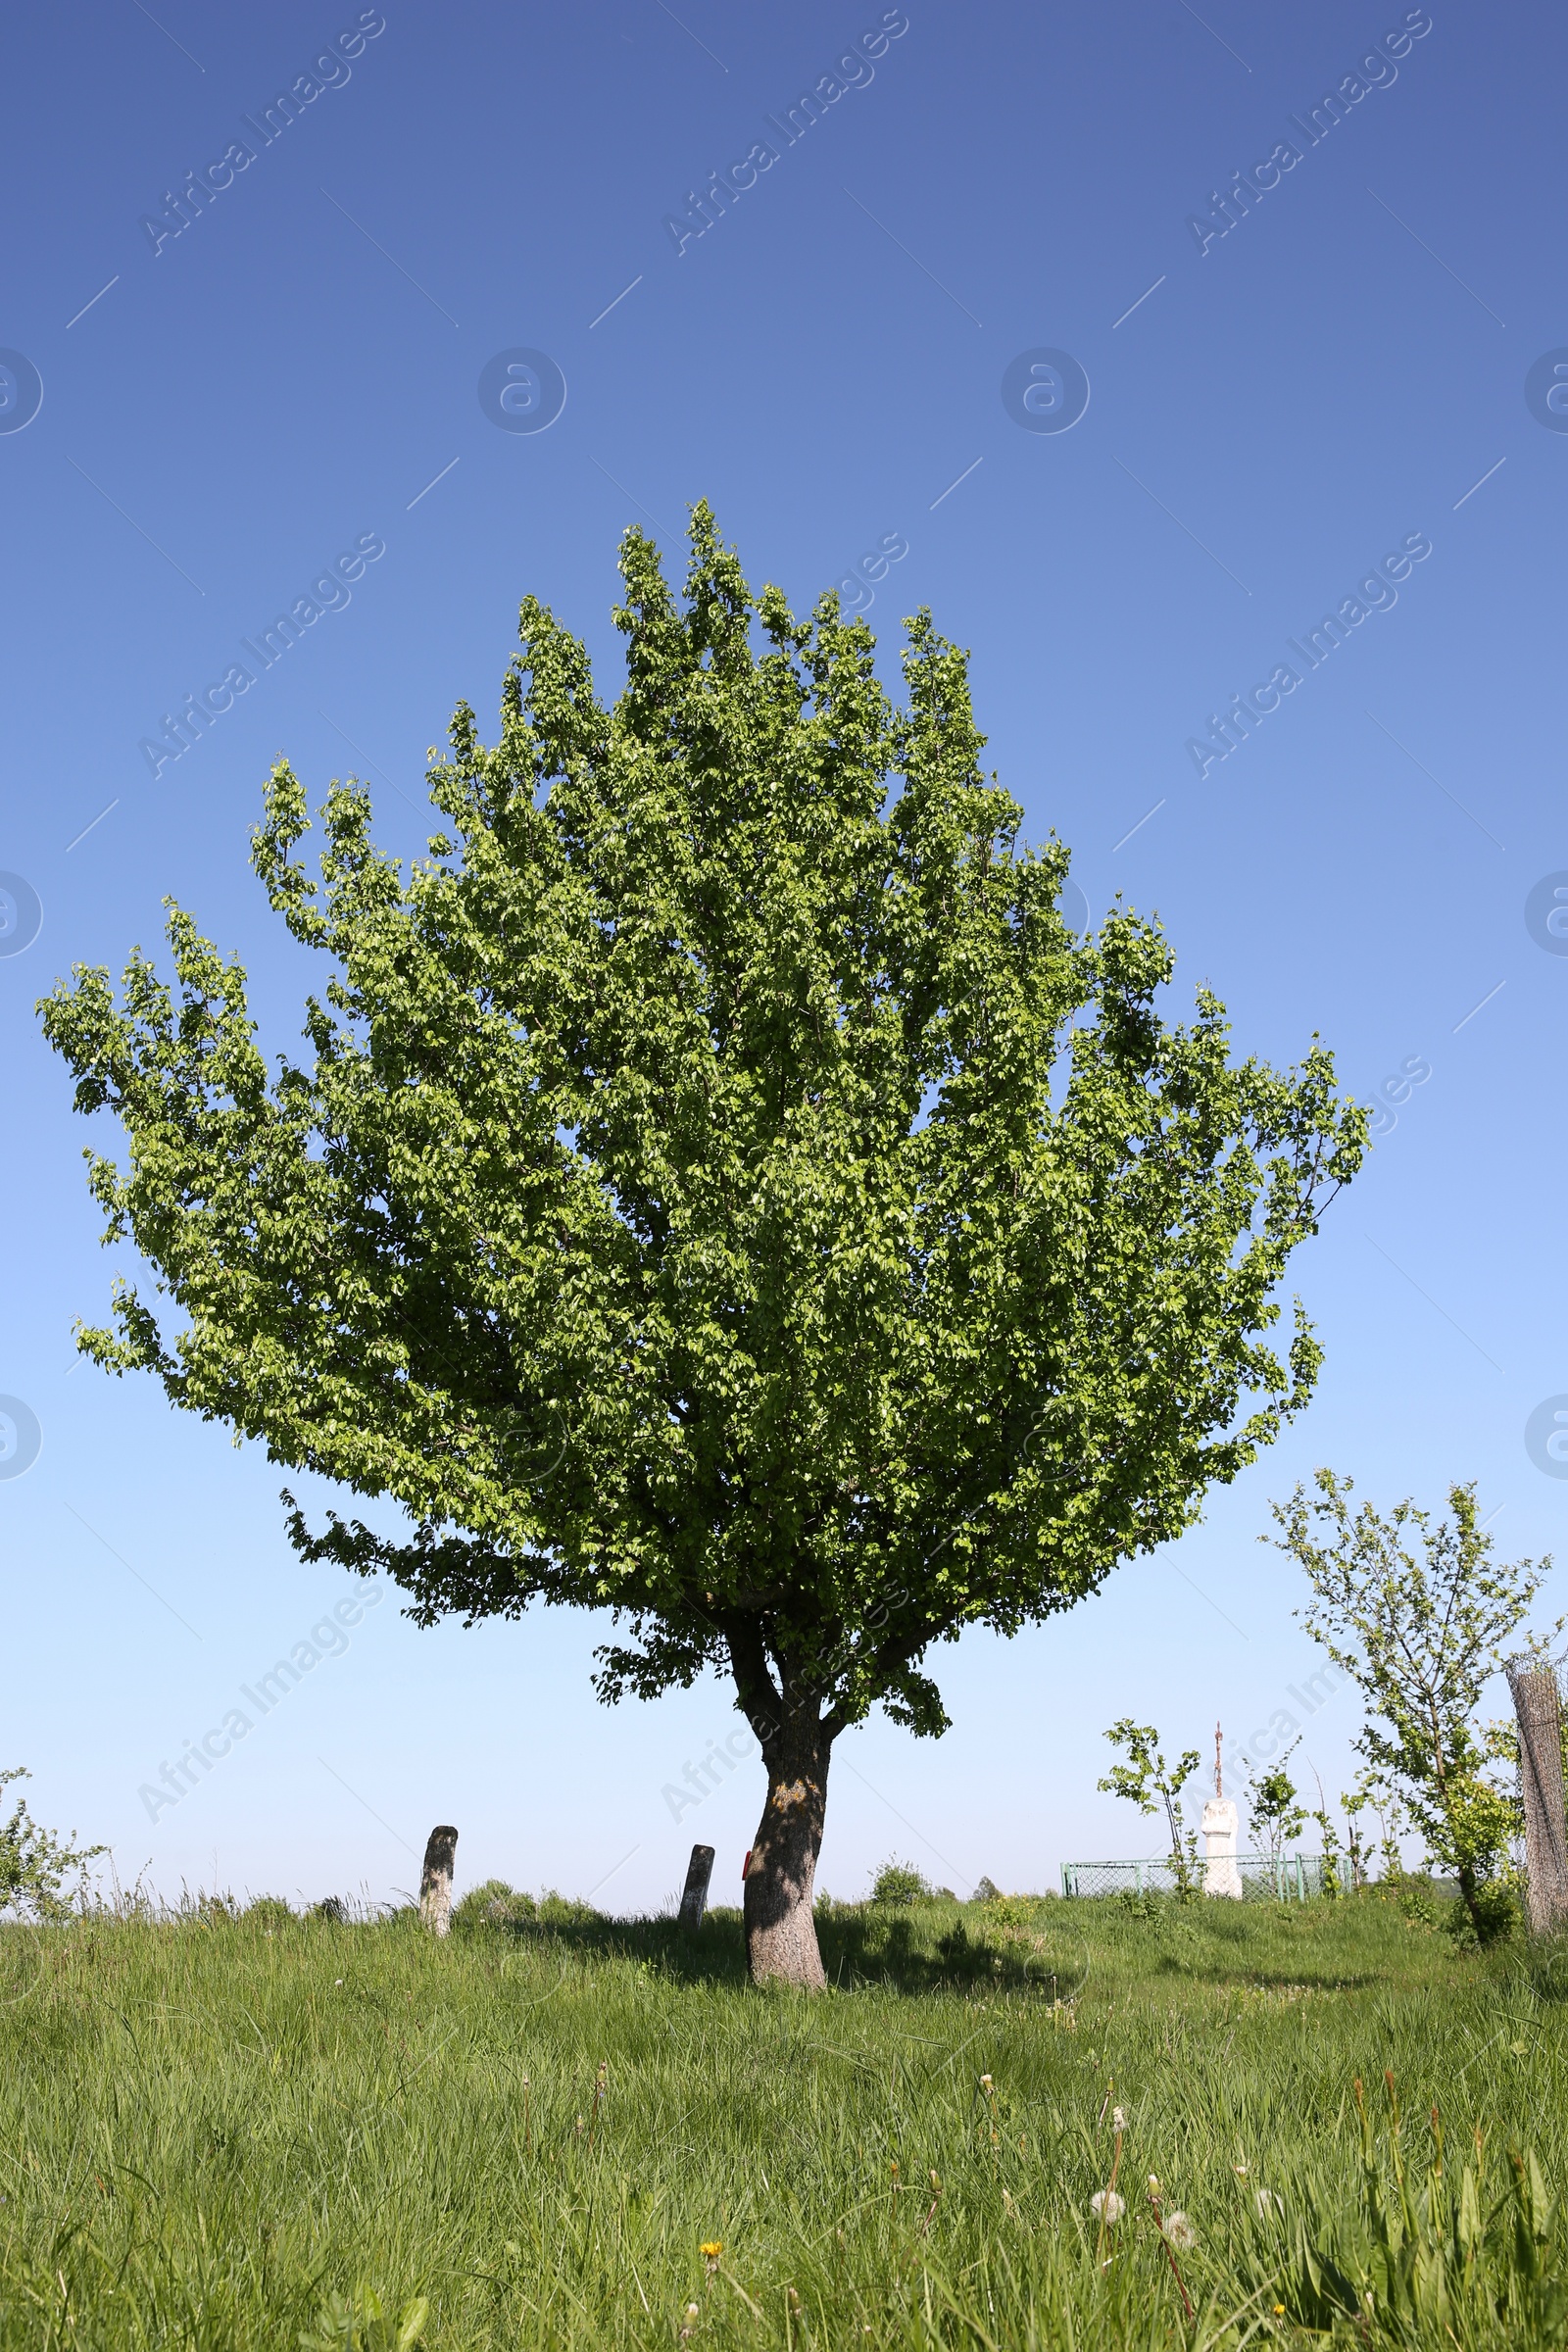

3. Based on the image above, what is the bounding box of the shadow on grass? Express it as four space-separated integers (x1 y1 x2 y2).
443 1884 1088 1996
165 1881 1433 2000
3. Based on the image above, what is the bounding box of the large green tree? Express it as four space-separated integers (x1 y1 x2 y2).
42 509 1365 1984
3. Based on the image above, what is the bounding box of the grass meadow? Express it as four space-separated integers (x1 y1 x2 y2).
3 1884 1568 2348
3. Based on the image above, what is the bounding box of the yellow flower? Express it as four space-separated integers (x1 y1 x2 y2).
699 2241 722 2260
1272 2305 1286 2318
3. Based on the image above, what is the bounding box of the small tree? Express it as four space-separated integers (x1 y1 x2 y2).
1270 1471 1550 1942
0 1769 104 1920
41 511 1366 1987
1308 1765 1376 1896
1246 1739 1307 1874
1099 1720 1203 1888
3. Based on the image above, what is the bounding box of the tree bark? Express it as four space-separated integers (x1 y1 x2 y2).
1507 1661 1568 1935
744 1710 833 1987
1455 1859 1485 1943
419 1823 459 1936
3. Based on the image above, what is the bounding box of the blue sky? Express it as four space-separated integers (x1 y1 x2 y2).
2 0 1564 1913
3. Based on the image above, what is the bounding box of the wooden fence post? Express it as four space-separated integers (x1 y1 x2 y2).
678 1843 715 1934
419 1824 459 1936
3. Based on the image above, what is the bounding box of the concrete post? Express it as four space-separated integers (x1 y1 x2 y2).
1204 1723 1242 1897
1202 1798 1242 1897
419 1823 459 1936
678 1843 715 1934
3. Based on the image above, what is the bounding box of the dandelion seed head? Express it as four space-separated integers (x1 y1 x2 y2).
1111 2105 1126 2132
1162 2211 1197 2250
1090 2189 1126 2224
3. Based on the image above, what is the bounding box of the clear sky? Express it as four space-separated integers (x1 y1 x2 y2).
2 0 1563 1915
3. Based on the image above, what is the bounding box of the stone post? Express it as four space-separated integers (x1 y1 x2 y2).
678 1843 715 1934
419 1823 459 1936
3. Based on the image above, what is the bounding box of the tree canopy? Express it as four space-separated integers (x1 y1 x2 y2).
42 505 1366 1981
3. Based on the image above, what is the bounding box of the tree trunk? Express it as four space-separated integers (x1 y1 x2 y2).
1455 1859 1485 1943
744 1712 833 1987
1506 1661 1568 1935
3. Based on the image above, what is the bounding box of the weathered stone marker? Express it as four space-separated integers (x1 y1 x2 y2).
678 1842 715 1933
1506 1658 1568 1935
419 1823 459 1936
1203 1723 1242 1898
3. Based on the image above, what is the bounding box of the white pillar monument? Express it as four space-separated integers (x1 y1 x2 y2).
1202 1723 1242 1898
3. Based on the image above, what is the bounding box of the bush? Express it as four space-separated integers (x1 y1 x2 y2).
0 1768 104 1921
1389 1872 1443 1929
1111 1887 1162 1923
452 1879 525 1932
978 1890 1032 1928
869 1858 931 1906
536 1891 601 1930
1446 1876 1521 1949
244 1896 295 1929
450 1885 603 1935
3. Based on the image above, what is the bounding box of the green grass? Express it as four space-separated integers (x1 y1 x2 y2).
4 1886 1568 2348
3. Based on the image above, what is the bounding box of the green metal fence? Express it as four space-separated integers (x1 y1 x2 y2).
1060 1855 1327 1901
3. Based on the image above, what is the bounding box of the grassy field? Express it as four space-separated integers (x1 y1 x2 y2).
3 1884 1567 2349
